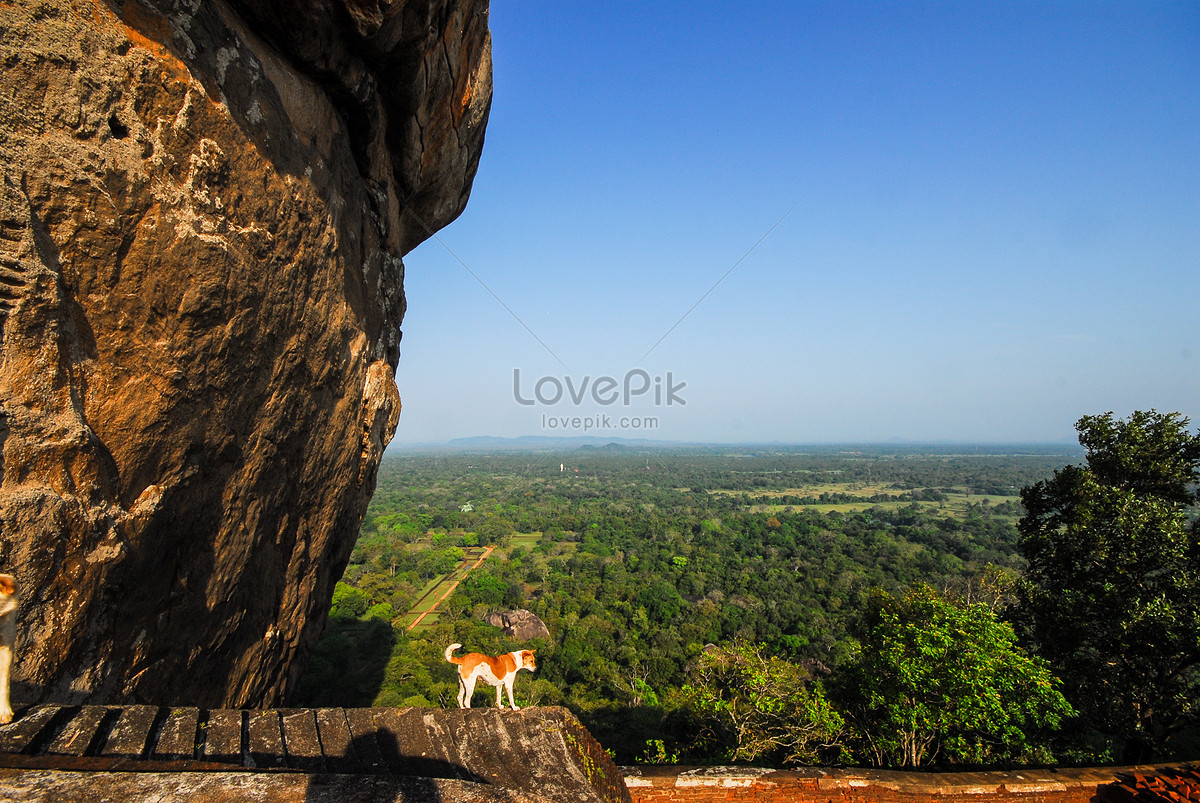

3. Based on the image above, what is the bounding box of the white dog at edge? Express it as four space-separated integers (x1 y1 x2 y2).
444 643 536 710
0 574 17 725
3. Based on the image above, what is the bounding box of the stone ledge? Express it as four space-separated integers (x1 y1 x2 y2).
0 768 542 803
675 766 780 788
621 764 1198 803
0 704 629 803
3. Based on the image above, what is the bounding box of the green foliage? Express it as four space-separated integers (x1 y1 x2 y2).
836 585 1072 768
1017 410 1200 761
418 547 464 578
330 581 368 619
1075 411 1200 504
681 642 846 766
461 571 508 608
477 514 516 544
640 739 680 764
295 617 396 707
636 581 684 623
369 512 424 541
365 602 395 621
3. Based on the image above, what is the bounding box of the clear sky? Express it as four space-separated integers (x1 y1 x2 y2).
391 1 1199 446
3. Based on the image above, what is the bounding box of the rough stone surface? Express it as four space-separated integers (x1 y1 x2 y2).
0 0 491 707
0 704 629 803
484 610 551 642
0 770 542 803
621 764 1185 803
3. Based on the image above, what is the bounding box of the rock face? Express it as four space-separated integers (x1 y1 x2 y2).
484 610 552 642
0 0 490 707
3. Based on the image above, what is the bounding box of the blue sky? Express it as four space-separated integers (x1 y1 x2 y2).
391 1 1199 445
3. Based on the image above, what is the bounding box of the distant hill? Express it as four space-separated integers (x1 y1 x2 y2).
419 435 678 451
576 442 629 453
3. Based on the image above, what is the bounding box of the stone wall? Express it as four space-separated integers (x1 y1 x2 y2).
621 765 1180 803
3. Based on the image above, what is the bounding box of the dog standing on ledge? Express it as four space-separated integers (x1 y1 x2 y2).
0 574 17 725
444 643 536 710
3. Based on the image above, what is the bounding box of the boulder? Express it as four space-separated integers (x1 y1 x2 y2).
0 0 490 707
484 610 552 642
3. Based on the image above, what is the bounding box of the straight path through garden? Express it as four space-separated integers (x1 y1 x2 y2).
406 545 496 631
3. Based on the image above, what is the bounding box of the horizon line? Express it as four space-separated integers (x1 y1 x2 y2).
387 434 1082 450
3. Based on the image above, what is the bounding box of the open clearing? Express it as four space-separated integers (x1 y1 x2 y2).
709 484 1021 521
504 531 543 553
747 494 1018 519
709 483 901 498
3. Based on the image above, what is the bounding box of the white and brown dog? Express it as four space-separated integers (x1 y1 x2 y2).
0 574 17 725
444 643 536 710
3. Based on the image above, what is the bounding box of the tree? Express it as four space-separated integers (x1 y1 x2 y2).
1016 410 1200 760
330 581 368 619
837 585 1072 768
680 642 846 766
477 514 516 545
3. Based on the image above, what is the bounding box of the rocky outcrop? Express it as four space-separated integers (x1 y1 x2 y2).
0 0 490 707
484 610 552 642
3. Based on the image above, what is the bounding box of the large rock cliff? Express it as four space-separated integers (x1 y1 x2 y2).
0 0 491 706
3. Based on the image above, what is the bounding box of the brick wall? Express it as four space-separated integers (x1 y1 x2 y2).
621 764 1186 803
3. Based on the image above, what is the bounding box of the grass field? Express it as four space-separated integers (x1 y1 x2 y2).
504 532 543 552
709 483 901 498
747 494 1018 519
709 484 1022 521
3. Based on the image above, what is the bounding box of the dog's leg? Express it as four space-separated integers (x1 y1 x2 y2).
505 676 519 711
0 644 12 725
457 677 467 709
461 674 477 709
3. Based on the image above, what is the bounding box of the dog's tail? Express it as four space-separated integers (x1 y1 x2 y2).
444 643 465 664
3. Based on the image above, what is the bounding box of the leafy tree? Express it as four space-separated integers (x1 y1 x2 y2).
1016 410 1200 760
680 642 845 765
461 571 508 608
637 580 684 623
365 602 395 622
837 585 1072 767
330 581 368 619
477 514 516 544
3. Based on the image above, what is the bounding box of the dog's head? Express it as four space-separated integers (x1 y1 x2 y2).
518 649 536 673
0 575 15 599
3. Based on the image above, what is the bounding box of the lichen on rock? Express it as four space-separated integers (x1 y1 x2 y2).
0 0 490 707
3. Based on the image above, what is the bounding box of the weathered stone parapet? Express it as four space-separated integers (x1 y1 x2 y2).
0 705 627 803
621 764 1192 803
